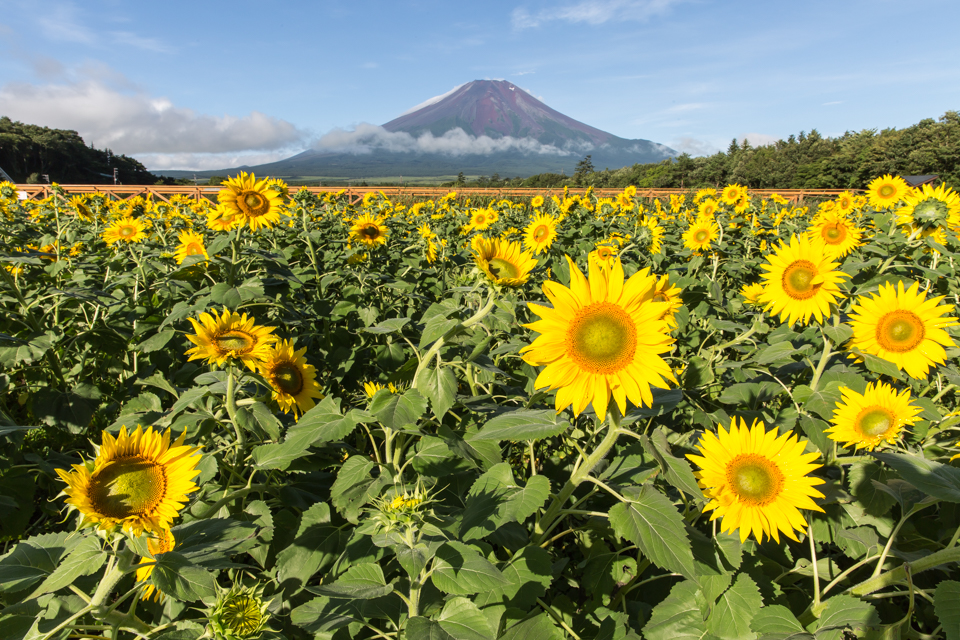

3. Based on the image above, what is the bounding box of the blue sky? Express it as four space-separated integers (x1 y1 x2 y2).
1 0 958 171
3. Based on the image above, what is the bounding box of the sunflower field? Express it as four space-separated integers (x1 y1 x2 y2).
1 174 960 640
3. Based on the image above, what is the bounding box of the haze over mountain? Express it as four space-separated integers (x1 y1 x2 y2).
161 80 676 180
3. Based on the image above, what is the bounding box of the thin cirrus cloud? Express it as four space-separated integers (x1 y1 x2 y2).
511 0 684 29
34 0 173 52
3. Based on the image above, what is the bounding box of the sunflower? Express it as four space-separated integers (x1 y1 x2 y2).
467 208 498 232
721 184 745 205
694 188 717 204
846 280 957 379
687 418 824 543
896 183 960 233
807 211 863 259
522 256 676 419
207 203 243 232
531 195 544 208
835 191 856 215
364 381 402 398
866 174 910 210
174 230 208 264
697 198 719 218
636 216 665 254
589 243 618 270
683 216 719 252
757 234 848 326
218 172 283 231
524 214 559 254
55 426 202 536
349 213 389 248
136 529 176 601
208 583 272 640
825 382 922 451
740 282 765 306
645 274 683 329
472 237 537 287
258 339 323 417
70 195 94 221
185 307 278 371
103 217 148 245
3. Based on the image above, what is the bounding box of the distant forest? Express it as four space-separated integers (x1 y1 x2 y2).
508 111 960 191
0 117 176 185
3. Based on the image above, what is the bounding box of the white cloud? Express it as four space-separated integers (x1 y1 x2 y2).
398 83 467 116
512 0 684 29
137 150 300 172
313 123 589 157
0 78 307 156
34 1 173 52
670 137 720 157
740 132 779 147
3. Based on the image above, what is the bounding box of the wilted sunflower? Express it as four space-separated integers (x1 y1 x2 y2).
522 256 676 419
349 213 389 248
56 426 202 536
136 529 176 601
683 217 718 252
524 213 559 254
70 195 94 221
846 280 957 379
472 237 537 287
218 172 283 231
637 215 664 254
103 217 148 245
807 211 862 259
174 230 208 264
686 418 825 543
185 307 278 371
866 174 910 210
758 234 848 326
825 382 921 451
258 339 323 416
896 183 960 234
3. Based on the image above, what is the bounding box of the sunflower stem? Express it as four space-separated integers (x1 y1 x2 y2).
808 520 821 609
872 503 930 579
90 555 124 608
413 292 496 390
225 367 245 450
808 334 833 393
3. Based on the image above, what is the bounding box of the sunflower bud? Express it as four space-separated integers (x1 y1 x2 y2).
207 583 272 640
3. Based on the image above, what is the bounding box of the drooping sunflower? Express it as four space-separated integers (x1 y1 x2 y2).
740 282 765 306
103 217 148 245
683 216 719 252
136 529 176 601
524 213 559 254
185 307 278 371
825 382 922 451
589 243 618 270
866 174 910 210
70 195 94 221
758 234 848 326
721 184 745 205
174 230 209 264
258 339 323 417
846 280 957 379
56 426 202 536
218 172 283 231
349 213 389 248
896 183 960 233
686 418 825 543
522 256 676 419
807 211 863 259
644 273 683 329
636 215 664 254
472 237 537 287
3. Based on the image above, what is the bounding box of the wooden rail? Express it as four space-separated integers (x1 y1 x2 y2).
9 184 859 206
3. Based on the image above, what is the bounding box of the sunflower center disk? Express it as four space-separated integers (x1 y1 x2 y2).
222 595 263 635
876 310 925 352
856 407 895 437
186 243 204 256
361 225 381 239
879 184 896 198
823 225 845 243
694 230 708 242
726 454 784 506
273 363 304 395
534 226 549 241
88 457 166 518
488 257 519 279
239 191 268 217
567 302 637 374
120 226 135 237
215 331 255 353
781 260 821 300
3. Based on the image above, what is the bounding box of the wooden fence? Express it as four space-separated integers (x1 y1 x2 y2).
10 184 859 206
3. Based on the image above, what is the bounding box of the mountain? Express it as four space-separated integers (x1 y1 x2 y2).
160 80 676 180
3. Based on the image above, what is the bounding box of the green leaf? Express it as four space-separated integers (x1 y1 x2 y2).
0 532 78 593
364 317 411 334
252 396 359 470
31 383 101 433
308 563 393 599
474 545 554 609
169 386 210 416
407 617 456 640
609 485 697 581
798 415 831 455
847 462 897 516
137 329 176 353
935 581 960 640
151 552 218 602
719 382 781 408
330 456 390 523
643 580 707 640
815 595 880 637
706 573 763 640
754 341 810 365
460 463 551 540
277 504 344 595
474 409 567 441
437 596 497 640
29 535 104 597
431 541 510 595
854 350 903 381
750 605 813 640
420 316 460 348
822 324 854 346
171 518 260 566
0 332 54 366
370 388 428 431
871 451 960 502
417 365 458 421
290 595 357 633
500 613 566 640
643 429 702 498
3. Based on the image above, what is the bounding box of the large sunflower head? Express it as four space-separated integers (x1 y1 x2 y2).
683 216 718 252
56 426 202 536
349 213 389 248
218 172 284 232
757 234 848 326
846 280 958 379
524 213 559 255
185 307 278 371
174 230 209 264
136 529 176 601
806 211 863 259
103 217 148 245
896 183 960 233
521 256 677 419
825 382 922 451
472 237 537 287
686 418 825 543
258 339 323 417
866 174 910 210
